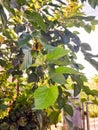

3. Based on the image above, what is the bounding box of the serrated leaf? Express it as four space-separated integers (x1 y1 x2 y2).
55 66 81 75
34 86 58 109
47 47 69 61
64 104 73 116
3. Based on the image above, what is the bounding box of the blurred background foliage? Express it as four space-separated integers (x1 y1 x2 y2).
0 0 98 129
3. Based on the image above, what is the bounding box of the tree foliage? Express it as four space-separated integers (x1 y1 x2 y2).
0 0 98 129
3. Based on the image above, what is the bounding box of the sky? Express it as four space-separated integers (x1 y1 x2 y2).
76 2 98 79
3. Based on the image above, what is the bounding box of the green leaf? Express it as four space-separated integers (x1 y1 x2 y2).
90 90 98 96
49 111 60 124
43 44 55 52
78 64 84 70
34 86 58 109
92 100 98 105
84 24 91 33
18 32 32 47
50 73 66 84
91 20 98 25
0 104 7 111
25 11 46 31
81 98 87 102
55 66 81 75
47 47 69 61
83 16 95 21
73 31 80 34
48 57 70 65
64 104 73 116
80 75 87 82
74 84 81 97
88 0 96 8
71 75 83 88
58 97 66 109
32 12 46 31
33 53 46 66
83 87 98 96
82 86 91 95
